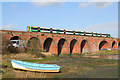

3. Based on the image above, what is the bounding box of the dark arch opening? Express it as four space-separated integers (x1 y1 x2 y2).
9 36 20 48
27 37 41 51
58 38 66 56
118 42 120 48
8 36 21 50
81 40 88 53
70 39 77 55
10 36 20 40
99 41 108 50
112 41 116 48
43 38 53 52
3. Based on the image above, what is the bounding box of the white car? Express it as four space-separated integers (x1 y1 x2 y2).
7 40 20 48
107 49 111 50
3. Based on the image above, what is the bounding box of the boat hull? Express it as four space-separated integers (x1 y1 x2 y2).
14 68 60 72
11 60 60 72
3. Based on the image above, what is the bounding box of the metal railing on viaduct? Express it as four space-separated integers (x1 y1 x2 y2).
1 30 120 55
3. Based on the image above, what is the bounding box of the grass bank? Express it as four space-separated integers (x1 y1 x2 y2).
81 50 119 56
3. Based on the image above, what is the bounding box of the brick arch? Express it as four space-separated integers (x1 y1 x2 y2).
27 37 41 51
58 38 68 56
112 41 117 49
43 38 53 52
80 40 89 53
99 40 109 50
118 42 120 48
70 39 77 55
10 36 21 40
27 37 40 43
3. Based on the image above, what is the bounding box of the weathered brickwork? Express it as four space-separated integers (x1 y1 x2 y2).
1 30 120 55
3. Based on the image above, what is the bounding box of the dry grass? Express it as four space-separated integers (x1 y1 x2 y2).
82 50 118 56
2 67 47 78
15 70 46 78
2 53 37 60
41 52 54 57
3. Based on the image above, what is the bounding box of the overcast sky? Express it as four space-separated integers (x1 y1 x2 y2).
1 1 118 38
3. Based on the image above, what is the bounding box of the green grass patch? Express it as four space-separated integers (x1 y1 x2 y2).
84 65 118 78
98 50 118 55
22 57 58 63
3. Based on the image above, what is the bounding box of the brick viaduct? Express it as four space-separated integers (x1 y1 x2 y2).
1 30 120 55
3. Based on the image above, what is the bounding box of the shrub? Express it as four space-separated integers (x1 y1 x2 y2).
2 38 12 54
2 37 25 54
27 37 44 58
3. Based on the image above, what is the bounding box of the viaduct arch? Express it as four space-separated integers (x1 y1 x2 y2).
70 39 77 55
99 41 109 50
112 41 117 49
43 38 53 52
27 37 41 51
10 36 20 40
118 42 120 48
58 38 68 56
80 40 89 53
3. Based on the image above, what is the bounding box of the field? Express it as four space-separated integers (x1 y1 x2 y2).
1 50 119 78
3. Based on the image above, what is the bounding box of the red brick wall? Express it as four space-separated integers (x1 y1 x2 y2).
1 30 119 55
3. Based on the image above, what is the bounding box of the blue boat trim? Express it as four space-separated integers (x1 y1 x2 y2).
11 60 60 70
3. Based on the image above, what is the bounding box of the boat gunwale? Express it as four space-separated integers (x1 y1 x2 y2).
11 60 60 68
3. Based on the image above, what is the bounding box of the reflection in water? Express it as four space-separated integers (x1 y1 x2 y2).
83 55 119 59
